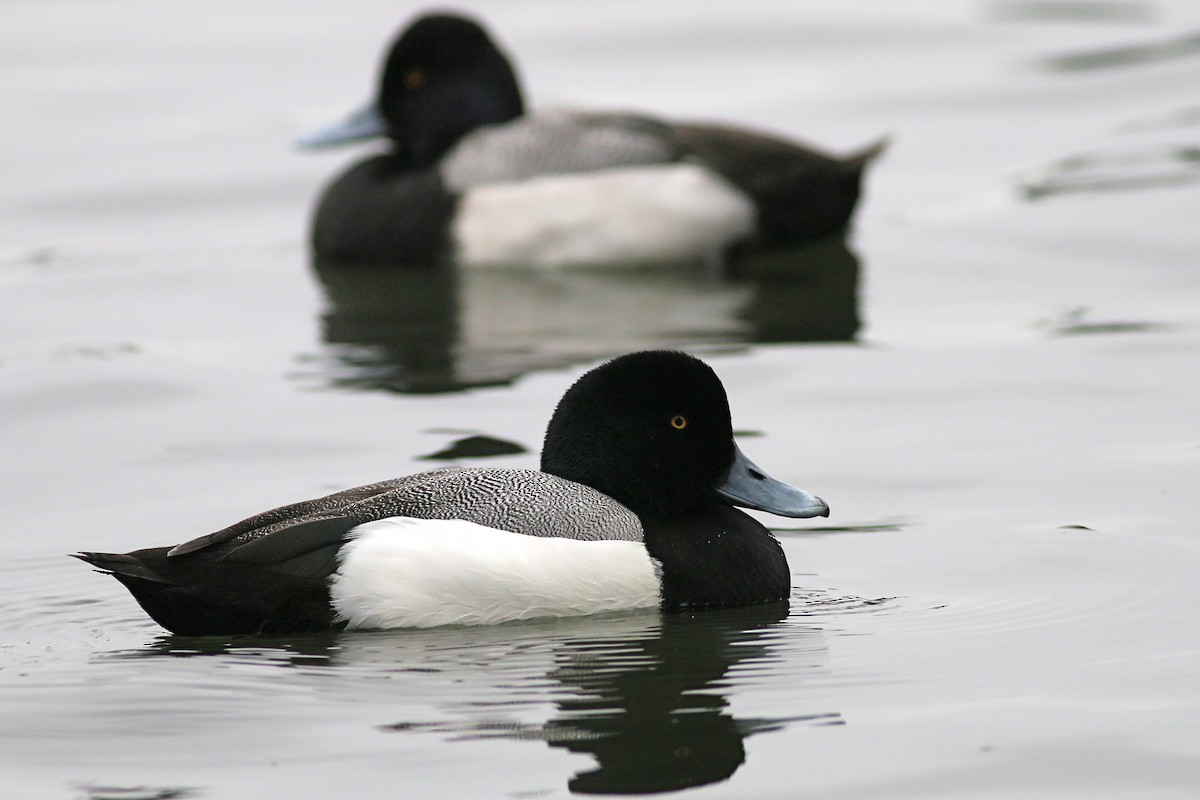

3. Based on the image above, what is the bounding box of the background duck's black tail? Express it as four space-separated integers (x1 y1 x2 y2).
846 135 890 170
754 134 889 244
669 124 889 246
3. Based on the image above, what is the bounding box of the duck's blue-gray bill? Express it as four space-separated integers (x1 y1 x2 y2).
296 103 388 149
714 443 829 518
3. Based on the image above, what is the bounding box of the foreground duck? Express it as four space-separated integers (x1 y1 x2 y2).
302 12 886 267
76 351 828 635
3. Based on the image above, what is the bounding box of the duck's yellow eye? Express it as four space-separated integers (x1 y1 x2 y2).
670 415 688 430
404 69 426 90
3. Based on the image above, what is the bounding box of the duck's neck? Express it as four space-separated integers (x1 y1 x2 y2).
640 505 791 610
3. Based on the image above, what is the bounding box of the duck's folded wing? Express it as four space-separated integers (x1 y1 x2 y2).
218 516 359 574
343 470 643 544
335 467 643 541
166 474 449 557
169 467 641 559
439 109 680 189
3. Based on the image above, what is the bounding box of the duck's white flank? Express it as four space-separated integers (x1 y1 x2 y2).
451 163 756 268
330 517 661 629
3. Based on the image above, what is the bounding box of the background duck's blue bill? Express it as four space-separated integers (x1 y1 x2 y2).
296 103 388 149
714 443 829 518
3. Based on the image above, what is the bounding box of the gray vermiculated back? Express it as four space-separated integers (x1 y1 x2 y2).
439 109 678 190
219 468 643 546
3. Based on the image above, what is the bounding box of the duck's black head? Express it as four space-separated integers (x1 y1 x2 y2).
541 351 828 521
376 13 525 166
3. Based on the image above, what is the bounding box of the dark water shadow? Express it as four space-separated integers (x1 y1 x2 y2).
1021 143 1200 199
1039 29 1200 72
121 604 836 795
302 236 861 394
1035 306 1179 336
989 0 1154 24
75 784 200 800
773 518 907 536
417 433 528 460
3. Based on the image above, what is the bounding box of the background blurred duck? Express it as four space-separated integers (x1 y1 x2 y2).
301 12 886 268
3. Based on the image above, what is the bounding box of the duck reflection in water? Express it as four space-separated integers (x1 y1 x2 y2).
309 235 861 394
371 605 840 795
135 605 838 795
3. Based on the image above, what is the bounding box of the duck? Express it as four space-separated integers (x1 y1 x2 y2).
75 351 829 635
302 11 886 268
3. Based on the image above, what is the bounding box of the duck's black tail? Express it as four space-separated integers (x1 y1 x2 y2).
75 550 171 586
73 520 352 636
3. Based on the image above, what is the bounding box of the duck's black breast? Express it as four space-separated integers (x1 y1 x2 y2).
642 505 791 609
311 154 459 265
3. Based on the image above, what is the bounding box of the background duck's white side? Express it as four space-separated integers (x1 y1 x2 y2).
438 108 757 267
451 162 756 268
330 517 662 629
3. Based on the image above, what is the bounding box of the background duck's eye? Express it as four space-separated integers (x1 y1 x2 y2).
670 415 688 430
404 69 426 89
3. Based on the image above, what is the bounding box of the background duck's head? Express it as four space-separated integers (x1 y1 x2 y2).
376 13 525 166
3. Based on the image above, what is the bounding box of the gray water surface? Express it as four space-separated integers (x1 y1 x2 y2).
3 1 1199 798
